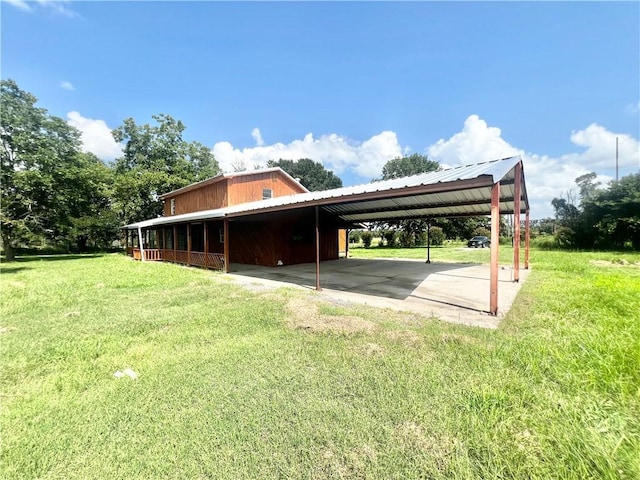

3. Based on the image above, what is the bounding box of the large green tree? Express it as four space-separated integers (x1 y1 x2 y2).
266 158 342 191
583 173 640 249
112 114 219 224
552 172 640 250
379 154 440 247
61 152 118 251
1 79 91 260
381 153 440 180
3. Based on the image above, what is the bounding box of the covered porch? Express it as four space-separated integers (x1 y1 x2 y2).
124 221 226 270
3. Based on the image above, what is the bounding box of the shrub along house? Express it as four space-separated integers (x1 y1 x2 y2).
123 156 531 315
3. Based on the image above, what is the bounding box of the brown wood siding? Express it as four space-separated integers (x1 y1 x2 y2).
228 211 338 267
228 171 306 206
229 222 277 266
163 181 228 216
162 171 306 216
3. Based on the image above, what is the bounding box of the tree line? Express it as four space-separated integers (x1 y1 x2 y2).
5 78 636 261
1 80 221 261
0 80 346 261
551 172 639 250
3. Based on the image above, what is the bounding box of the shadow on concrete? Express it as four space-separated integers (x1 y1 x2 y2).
231 258 476 300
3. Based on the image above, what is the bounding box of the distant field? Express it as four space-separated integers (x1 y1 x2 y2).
1 250 639 479
349 243 514 263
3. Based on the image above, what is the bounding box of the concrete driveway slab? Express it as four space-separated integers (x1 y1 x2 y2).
226 258 530 329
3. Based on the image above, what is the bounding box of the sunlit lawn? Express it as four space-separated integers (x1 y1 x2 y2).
1 249 639 479
348 242 515 263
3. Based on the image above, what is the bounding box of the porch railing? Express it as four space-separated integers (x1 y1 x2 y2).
130 248 225 271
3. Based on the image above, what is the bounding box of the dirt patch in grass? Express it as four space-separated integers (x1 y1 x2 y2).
359 342 386 356
6 281 25 288
385 329 422 346
286 297 376 334
0 326 15 334
396 421 459 468
257 292 287 301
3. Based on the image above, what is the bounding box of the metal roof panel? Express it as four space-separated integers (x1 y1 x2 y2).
123 156 526 229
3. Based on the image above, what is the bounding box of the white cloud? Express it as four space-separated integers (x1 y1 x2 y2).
428 115 520 167
213 130 403 179
66 111 123 162
37 0 79 18
565 124 639 169
60 80 75 91
427 115 640 218
251 127 264 146
625 101 640 114
7 0 79 17
213 116 639 218
5 0 32 11
210 113 640 219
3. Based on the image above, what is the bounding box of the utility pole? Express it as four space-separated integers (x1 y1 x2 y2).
616 136 619 182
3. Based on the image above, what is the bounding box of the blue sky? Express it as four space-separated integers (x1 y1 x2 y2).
2 0 639 218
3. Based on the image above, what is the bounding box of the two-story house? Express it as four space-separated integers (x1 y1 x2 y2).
123 167 345 269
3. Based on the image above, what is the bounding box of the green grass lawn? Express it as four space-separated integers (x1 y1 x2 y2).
349 243 523 264
1 250 639 479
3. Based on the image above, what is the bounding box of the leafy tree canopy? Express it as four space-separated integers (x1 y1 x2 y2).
266 158 342 191
1 79 89 260
377 154 440 246
112 114 219 224
381 153 439 180
552 172 640 250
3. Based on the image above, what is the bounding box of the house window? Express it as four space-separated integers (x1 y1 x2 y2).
170 198 176 215
219 227 224 244
262 188 273 200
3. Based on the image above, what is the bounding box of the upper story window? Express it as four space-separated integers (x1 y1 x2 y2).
262 188 273 200
170 198 176 215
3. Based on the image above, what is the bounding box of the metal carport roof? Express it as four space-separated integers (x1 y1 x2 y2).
123 156 529 229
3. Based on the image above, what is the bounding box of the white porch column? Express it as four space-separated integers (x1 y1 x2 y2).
137 226 145 262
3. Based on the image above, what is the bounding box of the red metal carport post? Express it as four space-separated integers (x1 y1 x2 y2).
513 162 521 282
315 206 322 291
490 181 500 315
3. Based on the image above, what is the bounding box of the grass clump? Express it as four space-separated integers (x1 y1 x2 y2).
1 250 639 479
